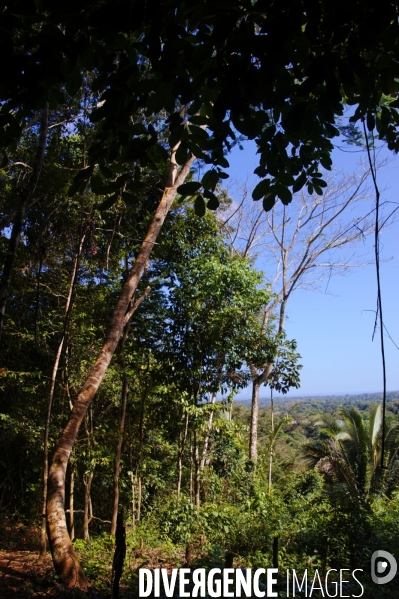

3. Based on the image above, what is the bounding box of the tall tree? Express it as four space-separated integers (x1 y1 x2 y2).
222 167 380 461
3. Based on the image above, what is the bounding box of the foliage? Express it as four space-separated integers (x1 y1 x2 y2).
2 1 399 214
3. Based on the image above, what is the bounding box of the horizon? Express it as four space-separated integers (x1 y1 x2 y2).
233 389 399 402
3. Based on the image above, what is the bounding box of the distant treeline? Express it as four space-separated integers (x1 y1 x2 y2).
237 390 399 409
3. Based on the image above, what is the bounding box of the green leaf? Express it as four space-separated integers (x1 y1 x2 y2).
147 144 169 164
203 190 219 210
276 185 292 205
122 192 139 205
201 169 219 191
194 194 206 217
292 171 307 193
175 142 190 165
263 194 276 212
0 153 8 168
99 193 119 210
66 65 82 97
67 180 85 197
177 182 202 196
312 178 327 188
252 179 270 201
366 112 375 132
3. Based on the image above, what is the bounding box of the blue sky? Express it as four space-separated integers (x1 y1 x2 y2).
224 136 399 398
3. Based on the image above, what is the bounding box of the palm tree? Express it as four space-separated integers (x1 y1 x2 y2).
301 406 399 503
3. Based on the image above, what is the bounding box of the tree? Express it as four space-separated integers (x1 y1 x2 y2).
302 405 399 502
138 206 273 505
2 1 399 206
221 165 380 462
2 1 399 588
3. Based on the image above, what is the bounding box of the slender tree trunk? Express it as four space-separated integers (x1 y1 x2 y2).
137 477 142 524
82 468 94 541
177 412 189 498
46 147 195 588
111 513 126 599
268 388 274 493
189 437 193 503
0 104 49 339
249 363 273 463
131 474 135 529
194 430 200 508
249 378 261 463
111 374 128 535
135 369 148 524
200 393 217 471
39 232 85 560
69 466 75 542
128 421 135 528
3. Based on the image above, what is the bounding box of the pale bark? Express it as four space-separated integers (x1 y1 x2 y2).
82 467 95 540
39 232 85 560
194 430 200 508
111 374 128 535
137 477 142 524
189 437 193 503
200 393 217 471
249 366 272 463
0 103 49 339
249 378 260 463
268 388 274 493
69 466 75 541
177 411 189 498
46 146 195 588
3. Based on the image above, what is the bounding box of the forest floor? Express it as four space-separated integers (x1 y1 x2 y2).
0 524 57 598
0 521 182 598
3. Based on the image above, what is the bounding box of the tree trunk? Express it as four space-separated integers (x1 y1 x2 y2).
82 468 94 541
200 393 217 471
130 474 135 529
39 232 85 560
194 430 200 508
177 412 189 498
111 374 128 535
268 388 274 493
69 466 75 541
46 147 195 588
249 378 261 462
128 421 136 528
137 476 142 524
249 363 273 463
0 103 49 339
111 513 126 599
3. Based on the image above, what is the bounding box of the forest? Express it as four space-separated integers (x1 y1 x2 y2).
1 1 399 598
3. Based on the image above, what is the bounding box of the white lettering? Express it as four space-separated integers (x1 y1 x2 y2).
253 568 266 598
339 569 350 597
179 568 191 598
267 568 278 598
310 570 324 597
154 568 160 597
208 568 222 597
293 569 308 596
192 568 206 597
325 569 338 597
139 569 153 597
223 568 235 597
352 569 364 598
236 568 252 597
162 568 178 597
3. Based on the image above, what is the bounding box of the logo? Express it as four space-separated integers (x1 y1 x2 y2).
371 550 397 585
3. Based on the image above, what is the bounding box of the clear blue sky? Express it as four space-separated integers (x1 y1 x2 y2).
224 138 399 398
